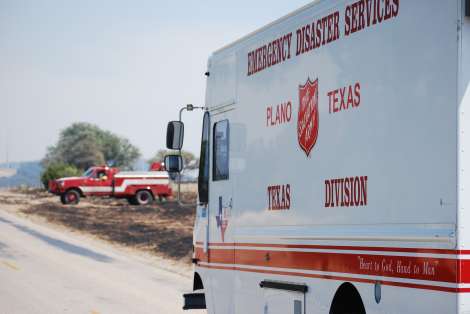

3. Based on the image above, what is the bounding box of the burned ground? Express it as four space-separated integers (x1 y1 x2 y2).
1 188 197 262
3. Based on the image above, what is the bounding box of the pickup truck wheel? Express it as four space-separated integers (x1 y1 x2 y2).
63 189 80 205
135 190 153 205
127 197 138 205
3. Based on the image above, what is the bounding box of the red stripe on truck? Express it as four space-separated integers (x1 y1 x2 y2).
194 243 470 292
197 263 469 293
195 241 470 255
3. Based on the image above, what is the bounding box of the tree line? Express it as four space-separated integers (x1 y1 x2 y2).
41 122 197 188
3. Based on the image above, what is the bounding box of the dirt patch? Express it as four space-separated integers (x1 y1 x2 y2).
0 187 197 263
0 194 30 205
10 186 56 200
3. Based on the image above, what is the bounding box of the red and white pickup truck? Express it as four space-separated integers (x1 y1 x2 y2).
48 165 172 205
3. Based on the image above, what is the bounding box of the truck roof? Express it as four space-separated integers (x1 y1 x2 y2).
213 0 321 55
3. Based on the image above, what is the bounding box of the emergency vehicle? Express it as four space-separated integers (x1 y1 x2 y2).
165 0 470 313
48 164 172 205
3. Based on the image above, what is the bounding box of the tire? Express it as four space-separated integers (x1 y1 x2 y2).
135 190 153 205
127 196 139 205
60 194 67 205
62 189 80 205
330 283 365 314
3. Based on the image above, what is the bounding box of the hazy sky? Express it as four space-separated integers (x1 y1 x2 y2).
0 0 309 163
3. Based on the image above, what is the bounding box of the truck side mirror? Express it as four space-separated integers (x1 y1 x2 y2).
166 121 184 150
164 155 183 173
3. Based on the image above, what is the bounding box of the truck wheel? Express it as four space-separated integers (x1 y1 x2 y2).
135 190 153 205
62 189 80 205
329 283 365 314
60 194 67 205
127 197 139 205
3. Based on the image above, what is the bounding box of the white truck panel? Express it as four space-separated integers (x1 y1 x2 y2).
230 0 457 231
458 3 470 313
192 1 470 313
459 0 470 250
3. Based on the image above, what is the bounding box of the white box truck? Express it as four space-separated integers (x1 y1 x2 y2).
165 0 470 313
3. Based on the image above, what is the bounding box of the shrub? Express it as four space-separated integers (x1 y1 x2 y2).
40 163 81 189
43 122 140 170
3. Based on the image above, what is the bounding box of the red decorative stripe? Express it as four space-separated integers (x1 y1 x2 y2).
194 242 470 292
196 264 470 293
195 241 470 255
196 247 462 283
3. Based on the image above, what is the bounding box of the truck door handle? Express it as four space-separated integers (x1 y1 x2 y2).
259 280 308 293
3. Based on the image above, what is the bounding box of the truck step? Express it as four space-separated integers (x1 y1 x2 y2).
183 292 206 310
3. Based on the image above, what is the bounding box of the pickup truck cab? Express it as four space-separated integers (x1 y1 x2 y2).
48 165 172 205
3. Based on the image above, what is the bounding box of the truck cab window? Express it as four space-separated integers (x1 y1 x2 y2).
213 120 229 181
83 168 94 177
198 112 210 203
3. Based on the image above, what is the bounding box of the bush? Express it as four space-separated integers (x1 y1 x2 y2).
40 163 81 189
43 122 140 170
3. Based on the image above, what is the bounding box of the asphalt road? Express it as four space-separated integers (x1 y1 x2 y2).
0 209 204 314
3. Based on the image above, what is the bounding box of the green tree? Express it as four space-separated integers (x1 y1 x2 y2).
43 122 140 170
40 162 81 189
149 149 198 169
